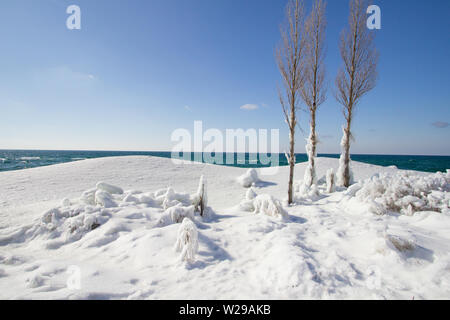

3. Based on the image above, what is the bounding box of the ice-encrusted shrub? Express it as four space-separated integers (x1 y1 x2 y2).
38 205 108 246
386 235 415 252
253 194 288 220
155 187 191 210
326 168 336 193
192 175 208 216
157 205 195 227
237 169 259 188
174 218 199 262
354 170 450 215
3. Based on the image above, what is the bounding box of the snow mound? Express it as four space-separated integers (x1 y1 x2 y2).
352 170 450 215
237 169 260 188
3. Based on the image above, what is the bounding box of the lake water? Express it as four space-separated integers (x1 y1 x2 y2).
0 150 449 173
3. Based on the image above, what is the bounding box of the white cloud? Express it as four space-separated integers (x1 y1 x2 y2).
240 104 259 111
432 121 449 128
184 105 192 112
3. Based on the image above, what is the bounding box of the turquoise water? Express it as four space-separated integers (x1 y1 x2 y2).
0 150 449 173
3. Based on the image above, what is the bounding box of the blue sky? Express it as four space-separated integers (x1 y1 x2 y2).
0 0 449 155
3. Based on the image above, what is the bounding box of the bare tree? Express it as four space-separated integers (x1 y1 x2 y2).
300 0 327 190
335 0 378 187
276 0 306 204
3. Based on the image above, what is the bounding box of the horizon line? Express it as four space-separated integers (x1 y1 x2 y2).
0 148 449 157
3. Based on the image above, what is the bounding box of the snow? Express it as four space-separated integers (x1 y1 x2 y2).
237 168 260 188
96 182 124 195
0 155 449 299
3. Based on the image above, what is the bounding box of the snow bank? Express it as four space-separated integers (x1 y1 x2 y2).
1 156 450 300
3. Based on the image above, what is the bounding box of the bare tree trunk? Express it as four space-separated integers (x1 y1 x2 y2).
335 0 378 187
276 0 306 204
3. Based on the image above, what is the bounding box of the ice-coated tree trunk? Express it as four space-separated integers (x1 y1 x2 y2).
288 123 296 204
303 114 317 188
337 125 352 187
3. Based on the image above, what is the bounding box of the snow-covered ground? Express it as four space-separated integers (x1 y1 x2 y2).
0 156 449 299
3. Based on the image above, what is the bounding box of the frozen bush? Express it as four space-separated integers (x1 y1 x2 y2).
253 194 288 220
386 235 415 252
192 175 208 216
237 169 260 188
96 182 124 195
155 187 191 210
168 205 195 224
354 171 450 215
326 168 336 193
157 205 195 227
35 204 107 247
174 218 199 262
